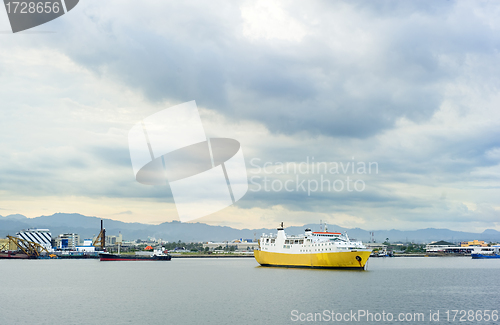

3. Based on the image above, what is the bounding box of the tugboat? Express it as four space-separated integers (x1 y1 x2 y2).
254 223 371 269
100 247 172 261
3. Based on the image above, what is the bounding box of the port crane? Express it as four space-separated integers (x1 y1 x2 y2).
5 235 49 257
92 219 106 250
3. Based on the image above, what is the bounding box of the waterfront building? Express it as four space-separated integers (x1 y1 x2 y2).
54 233 80 250
203 241 259 251
425 240 484 254
17 229 52 251
460 240 488 247
75 239 96 252
365 243 387 252
425 240 455 252
104 233 123 246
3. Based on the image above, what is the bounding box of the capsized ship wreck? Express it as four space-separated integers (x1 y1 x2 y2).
254 223 371 269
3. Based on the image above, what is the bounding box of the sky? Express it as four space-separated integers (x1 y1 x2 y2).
0 0 499 232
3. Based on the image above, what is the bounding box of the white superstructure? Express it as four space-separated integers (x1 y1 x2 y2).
259 224 367 254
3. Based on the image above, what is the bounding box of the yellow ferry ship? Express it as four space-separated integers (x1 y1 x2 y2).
254 223 371 269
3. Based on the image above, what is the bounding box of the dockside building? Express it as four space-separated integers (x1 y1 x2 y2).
16 229 52 251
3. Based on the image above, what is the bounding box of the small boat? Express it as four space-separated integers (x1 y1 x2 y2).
372 251 394 257
100 248 171 261
254 223 371 269
471 246 500 259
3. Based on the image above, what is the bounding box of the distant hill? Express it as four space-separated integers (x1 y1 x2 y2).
2 214 28 221
1 213 499 244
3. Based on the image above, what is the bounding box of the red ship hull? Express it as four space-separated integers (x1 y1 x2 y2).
0 251 36 259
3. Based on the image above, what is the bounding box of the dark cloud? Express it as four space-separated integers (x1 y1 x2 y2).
23 0 499 138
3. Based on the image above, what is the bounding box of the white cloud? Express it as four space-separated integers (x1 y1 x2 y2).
241 1 306 42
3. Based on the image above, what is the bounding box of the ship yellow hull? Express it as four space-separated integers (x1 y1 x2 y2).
254 250 371 269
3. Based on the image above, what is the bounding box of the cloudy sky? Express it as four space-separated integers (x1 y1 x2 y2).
0 0 499 232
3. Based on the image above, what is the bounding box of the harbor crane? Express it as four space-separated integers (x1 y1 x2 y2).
5 235 49 257
92 219 106 250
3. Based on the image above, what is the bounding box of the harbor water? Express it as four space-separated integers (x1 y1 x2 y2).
0 257 499 324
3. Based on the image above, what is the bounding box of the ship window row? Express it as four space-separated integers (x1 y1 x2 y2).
284 240 304 245
301 242 352 248
299 248 335 252
306 243 333 246
314 234 339 237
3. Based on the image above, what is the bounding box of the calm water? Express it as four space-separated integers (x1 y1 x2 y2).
1 257 499 324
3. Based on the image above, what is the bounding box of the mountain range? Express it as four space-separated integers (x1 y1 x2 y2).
1 213 499 244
